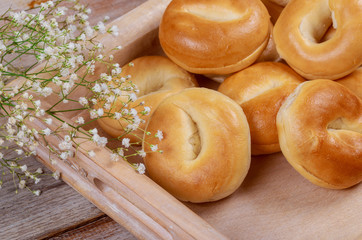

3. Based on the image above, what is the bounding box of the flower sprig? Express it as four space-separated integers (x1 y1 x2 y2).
0 0 162 195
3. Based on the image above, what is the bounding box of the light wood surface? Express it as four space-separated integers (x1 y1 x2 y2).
1 0 362 240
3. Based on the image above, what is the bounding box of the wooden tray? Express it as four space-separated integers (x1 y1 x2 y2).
8 0 362 239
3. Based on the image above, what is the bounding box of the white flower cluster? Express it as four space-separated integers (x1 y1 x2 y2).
0 0 163 195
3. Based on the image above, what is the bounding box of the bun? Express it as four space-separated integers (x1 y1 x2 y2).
96 56 197 142
143 88 251 203
273 0 362 80
277 80 362 189
218 62 304 155
159 0 270 75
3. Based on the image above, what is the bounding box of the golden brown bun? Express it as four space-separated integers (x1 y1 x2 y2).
336 67 362 99
143 88 251 203
273 0 362 80
159 0 270 75
96 56 197 142
277 80 362 189
218 62 304 155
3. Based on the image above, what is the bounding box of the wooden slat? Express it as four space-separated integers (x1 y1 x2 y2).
47 216 136 240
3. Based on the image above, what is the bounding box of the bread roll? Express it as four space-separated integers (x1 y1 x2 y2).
277 79 362 189
159 0 270 75
143 88 251 202
96 56 197 142
218 62 304 155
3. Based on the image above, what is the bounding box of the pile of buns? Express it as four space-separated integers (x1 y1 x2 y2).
98 0 362 203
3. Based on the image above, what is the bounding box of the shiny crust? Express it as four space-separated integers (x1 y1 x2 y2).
336 67 362 99
218 62 304 155
96 56 197 142
159 0 270 75
273 0 362 80
277 80 362 189
143 88 251 203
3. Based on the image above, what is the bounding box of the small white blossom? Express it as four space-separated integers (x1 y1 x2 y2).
143 106 151 115
79 97 88 106
95 21 106 33
155 130 163 141
129 93 137 102
44 118 52 125
61 122 69 129
42 128 51 136
97 108 104 117
114 112 122 120
15 149 23 155
34 178 41 184
136 163 146 174
150 144 158 152
20 165 27 172
92 83 101 93
88 150 96 157
59 140 72 150
33 190 41 196
19 180 26 189
122 138 130 148
138 150 146 158
110 153 120 162
76 117 84 124
108 25 119 36
52 171 60 180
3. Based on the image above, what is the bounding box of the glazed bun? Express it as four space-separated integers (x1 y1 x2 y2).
277 80 362 189
218 62 304 155
96 56 197 142
273 0 362 80
143 88 251 203
159 0 270 75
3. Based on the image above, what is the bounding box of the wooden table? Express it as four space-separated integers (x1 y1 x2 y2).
0 1 147 239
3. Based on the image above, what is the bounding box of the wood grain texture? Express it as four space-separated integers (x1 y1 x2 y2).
48 216 136 240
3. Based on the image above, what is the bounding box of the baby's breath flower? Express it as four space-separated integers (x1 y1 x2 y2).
20 165 27 172
138 150 146 158
88 150 96 157
42 128 51 136
155 130 163 141
108 25 119 36
0 0 161 196
95 21 106 33
136 163 146 174
76 117 84 124
122 138 130 148
44 118 53 125
110 153 120 162
52 171 60 180
150 144 158 152
33 190 41 196
19 180 26 189
79 97 88 106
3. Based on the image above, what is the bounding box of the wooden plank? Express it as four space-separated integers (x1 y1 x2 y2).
47 216 136 240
